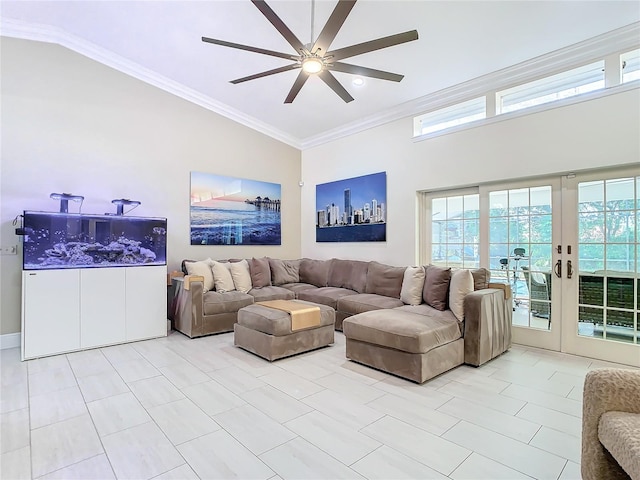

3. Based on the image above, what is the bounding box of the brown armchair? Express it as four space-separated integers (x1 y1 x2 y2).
582 368 640 480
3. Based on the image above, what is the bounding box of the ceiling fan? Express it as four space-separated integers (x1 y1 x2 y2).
202 0 418 103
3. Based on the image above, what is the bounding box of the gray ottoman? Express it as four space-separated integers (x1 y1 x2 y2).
343 309 464 383
234 300 335 361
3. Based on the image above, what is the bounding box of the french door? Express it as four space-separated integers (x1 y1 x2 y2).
426 168 639 365
480 178 563 352
561 168 639 366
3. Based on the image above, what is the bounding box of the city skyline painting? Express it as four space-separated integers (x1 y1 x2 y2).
190 171 281 245
316 172 386 242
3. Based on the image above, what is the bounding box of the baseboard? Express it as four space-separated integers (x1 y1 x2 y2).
0 333 21 350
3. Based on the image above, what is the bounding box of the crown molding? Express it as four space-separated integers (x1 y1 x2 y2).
0 18 303 149
3 18 639 151
300 21 640 149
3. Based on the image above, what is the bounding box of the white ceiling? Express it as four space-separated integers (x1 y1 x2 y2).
2 1 639 148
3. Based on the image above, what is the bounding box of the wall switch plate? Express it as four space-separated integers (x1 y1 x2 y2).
1 245 18 255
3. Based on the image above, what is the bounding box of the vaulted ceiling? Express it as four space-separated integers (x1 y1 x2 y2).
2 1 638 148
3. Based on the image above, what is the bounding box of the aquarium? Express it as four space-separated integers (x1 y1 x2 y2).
22 211 167 270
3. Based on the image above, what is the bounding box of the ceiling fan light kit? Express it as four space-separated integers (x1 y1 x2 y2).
202 0 418 104
302 56 324 74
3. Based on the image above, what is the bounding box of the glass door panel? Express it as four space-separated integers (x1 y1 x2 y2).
488 185 554 331
577 177 638 344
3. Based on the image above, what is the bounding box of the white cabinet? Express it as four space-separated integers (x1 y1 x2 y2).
126 266 167 341
22 270 81 359
22 266 166 360
81 268 127 348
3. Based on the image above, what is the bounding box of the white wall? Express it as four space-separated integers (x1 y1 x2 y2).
301 89 640 265
0 38 302 335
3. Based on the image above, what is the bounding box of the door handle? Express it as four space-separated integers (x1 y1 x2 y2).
554 259 562 279
567 260 573 279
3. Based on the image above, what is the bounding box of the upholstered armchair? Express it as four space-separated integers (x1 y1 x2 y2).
582 368 640 480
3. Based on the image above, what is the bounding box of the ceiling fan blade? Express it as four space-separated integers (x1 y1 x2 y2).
311 0 356 55
329 62 404 82
252 0 305 53
328 30 418 62
231 64 301 84
285 71 310 103
318 70 354 103
202 37 295 60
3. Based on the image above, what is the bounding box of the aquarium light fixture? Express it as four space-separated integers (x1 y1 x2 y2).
111 198 141 216
50 193 84 213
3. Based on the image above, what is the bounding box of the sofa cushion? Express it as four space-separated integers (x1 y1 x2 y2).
269 258 300 285
237 300 336 336
249 257 272 288
297 286 357 309
343 309 461 354
471 268 491 291
184 259 214 292
449 269 474 322
203 290 254 316
423 265 452 311
395 303 462 334
229 260 252 293
299 258 332 287
338 294 404 316
249 286 295 302
365 261 406 298
327 259 369 293
211 260 236 293
400 266 425 306
395 304 459 321
598 411 640 478
280 283 318 296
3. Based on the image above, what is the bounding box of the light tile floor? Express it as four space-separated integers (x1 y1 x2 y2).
0 330 634 479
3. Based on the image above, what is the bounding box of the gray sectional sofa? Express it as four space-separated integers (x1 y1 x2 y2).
171 257 512 381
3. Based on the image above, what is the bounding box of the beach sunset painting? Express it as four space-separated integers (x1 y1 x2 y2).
190 171 281 245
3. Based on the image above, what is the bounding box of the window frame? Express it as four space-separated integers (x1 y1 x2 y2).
418 187 480 266
413 49 639 142
622 48 640 83
413 97 486 137
496 61 605 115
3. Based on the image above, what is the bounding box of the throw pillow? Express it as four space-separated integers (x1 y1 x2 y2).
400 266 425 306
211 261 236 293
229 259 252 293
249 257 272 288
449 269 474 322
181 259 198 275
269 258 300 285
184 259 215 292
328 259 369 293
365 261 406 298
299 258 331 287
423 265 452 311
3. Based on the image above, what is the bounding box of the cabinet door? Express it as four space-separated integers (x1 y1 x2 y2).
22 270 80 359
125 266 167 341
81 268 126 348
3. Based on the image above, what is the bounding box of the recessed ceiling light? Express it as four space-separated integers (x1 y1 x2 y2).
352 77 365 87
